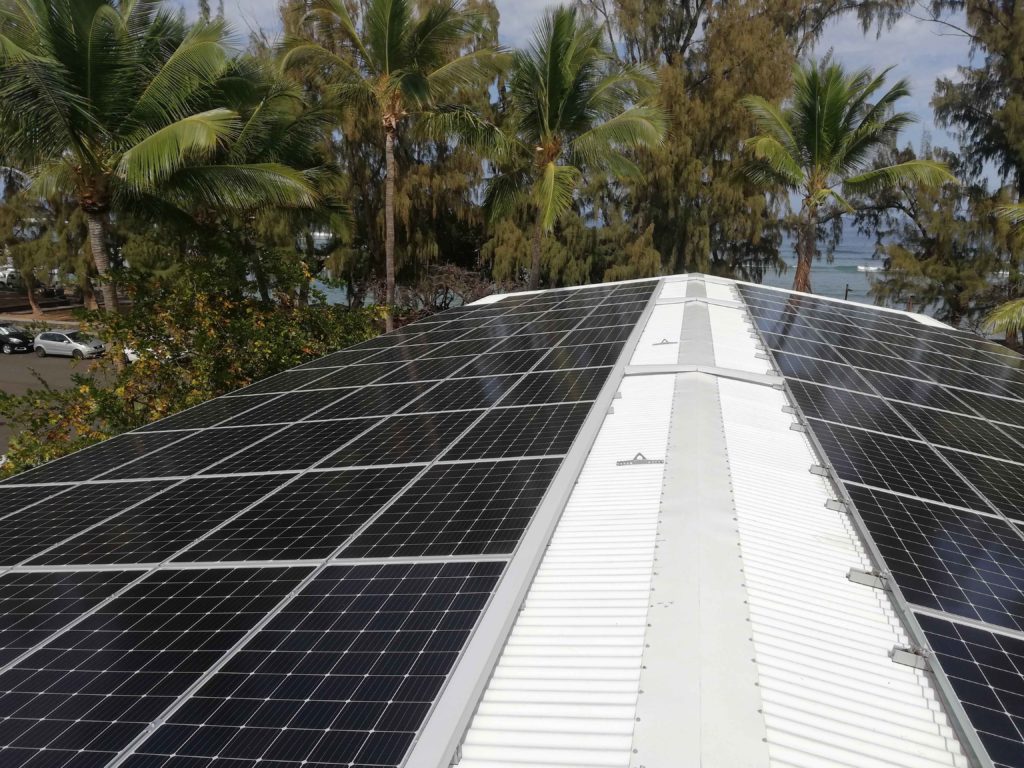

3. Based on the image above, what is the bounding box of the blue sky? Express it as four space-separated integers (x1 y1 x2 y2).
174 0 972 150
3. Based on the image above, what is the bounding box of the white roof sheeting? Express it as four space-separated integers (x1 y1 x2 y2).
458 274 968 768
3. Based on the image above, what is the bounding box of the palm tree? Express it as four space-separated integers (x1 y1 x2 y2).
485 6 665 290
984 204 1024 344
741 60 956 293
284 0 504 331
0 1 320 314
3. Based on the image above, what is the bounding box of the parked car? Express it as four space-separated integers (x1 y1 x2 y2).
34 330 105 359
0 267 19 288
0 325 33 354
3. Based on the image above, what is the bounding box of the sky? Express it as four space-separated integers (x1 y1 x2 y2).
173 0 973 150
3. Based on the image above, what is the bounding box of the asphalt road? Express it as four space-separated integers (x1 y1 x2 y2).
0 351 96 457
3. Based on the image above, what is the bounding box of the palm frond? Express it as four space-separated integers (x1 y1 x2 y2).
843 159 956 196
126 18 229 131
116 108 240 191
160 162 322 211
571 106 665 171
995 203 1024 227
743 135 805 188
533 162 581 230
483 168 530 222
984 298 1024 336
426 47 507 100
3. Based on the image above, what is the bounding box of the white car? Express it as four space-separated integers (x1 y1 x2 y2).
34 331 105 359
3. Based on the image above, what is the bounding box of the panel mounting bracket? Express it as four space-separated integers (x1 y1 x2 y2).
809 464 830 477
617 452 665 466
824 499 846 513
889 645 930 671
450 744 463 766
847 567 886 590
789 422 807 433
781 405 796 415
754 352 769 361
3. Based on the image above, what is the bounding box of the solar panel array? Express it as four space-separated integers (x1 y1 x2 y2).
739 284 1024 768
0 280 655 768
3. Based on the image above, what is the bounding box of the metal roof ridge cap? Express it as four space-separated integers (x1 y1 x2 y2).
656 295 744 309
405 279 665 768
623 363 781 387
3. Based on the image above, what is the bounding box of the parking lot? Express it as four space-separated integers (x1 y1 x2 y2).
0 351 92 457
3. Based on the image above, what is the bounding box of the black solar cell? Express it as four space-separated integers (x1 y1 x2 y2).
446 403 592 460
917 613 1024 768
139 395 278 431
219 389 354 426
323 411 479 467
559 325 633 346
0 566 310 768
377 355 473 383
0 486 73 521
788 380 914 437
540 342 624 370
119 561 504 768
855 369 975 414
343 458 561 558
459 349 551 377
297 363 396 390
770 352 870 391
231 368 338 395
503 368 611 406
206 420 376 474
848 485 1024 632
0 432 188 485
896 404 1024 463
807 420 989 511
401 375 520 412
309 382 438 420
947 390 1024 427
30 475 289 566
293 348 378 370
106 425 280 479
0 570 138 666
176 468 419 562
0 481 177 566
940 451 1024 520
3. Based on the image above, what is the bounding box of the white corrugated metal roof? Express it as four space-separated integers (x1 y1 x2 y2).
458 274 967 768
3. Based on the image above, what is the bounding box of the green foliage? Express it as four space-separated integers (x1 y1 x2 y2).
0 266 380 477
742 58 956 292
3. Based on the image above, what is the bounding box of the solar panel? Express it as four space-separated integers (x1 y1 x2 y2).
895 403 1024 462
175 468 420 562
0 570 138 665
322 411 479 467
740 282 1024 768
939 451 1024 520
29 475 289 566
0 279 656 767
220 389 354 426
787 380 916 437
139 394 278 431
0 481 177 566
445 403 592 460
0 432 188 485
104 425 281 479
847 485 1024 632
502 367 612 406
119 561 505 768
916 613 1024 768
343 459 562 558
206 420 376 475
0 566 311 768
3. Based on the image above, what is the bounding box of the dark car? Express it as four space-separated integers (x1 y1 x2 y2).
0 324 34 354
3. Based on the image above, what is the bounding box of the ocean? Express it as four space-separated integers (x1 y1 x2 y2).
761 230 882 306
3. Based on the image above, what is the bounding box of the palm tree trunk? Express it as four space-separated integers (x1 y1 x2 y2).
85 212 118 313
792 202 816 294
23 271 41 318
529 211 543 290
384 126 397 332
